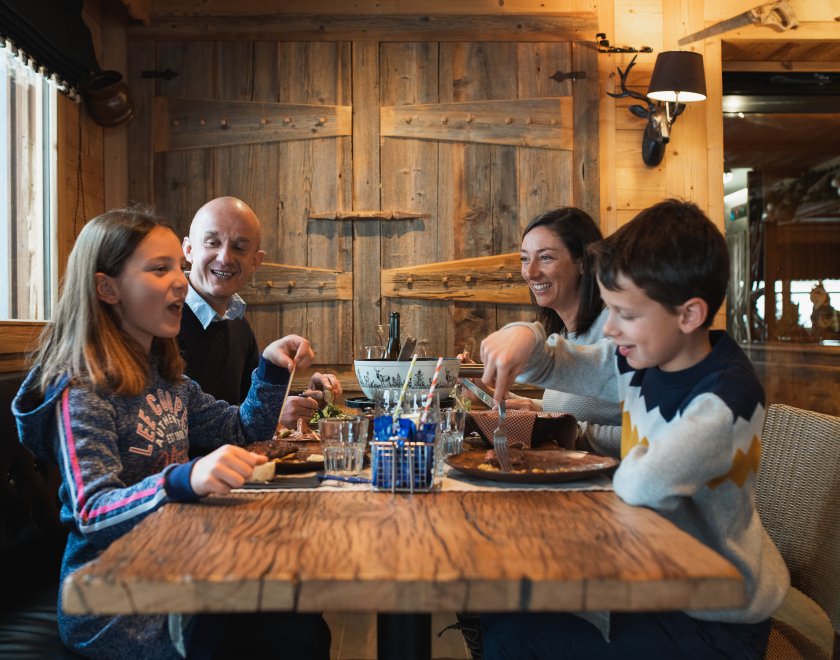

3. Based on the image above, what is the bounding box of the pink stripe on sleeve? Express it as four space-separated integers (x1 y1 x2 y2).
61 389 87 507
83 478 165 521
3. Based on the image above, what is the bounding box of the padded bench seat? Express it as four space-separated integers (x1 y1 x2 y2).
0 371 77 659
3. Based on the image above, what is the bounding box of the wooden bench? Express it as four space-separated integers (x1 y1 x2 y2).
0 371 77 658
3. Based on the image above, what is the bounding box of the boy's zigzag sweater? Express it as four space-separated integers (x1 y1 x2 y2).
512 323 790 625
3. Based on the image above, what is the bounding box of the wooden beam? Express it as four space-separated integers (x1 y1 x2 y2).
381 254 531 304
129 13 598 42
381 98 573 150
0 321 46 372
241 262 352 305
723 61 840 72
151 1 600 16
154 97 352 152
309 210 427 220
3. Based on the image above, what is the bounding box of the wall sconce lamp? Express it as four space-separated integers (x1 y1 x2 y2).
608 51 706 166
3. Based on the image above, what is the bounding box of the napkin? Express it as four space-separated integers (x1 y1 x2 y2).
466 411 579 449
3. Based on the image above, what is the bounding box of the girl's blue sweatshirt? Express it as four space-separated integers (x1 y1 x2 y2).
12 357 290 659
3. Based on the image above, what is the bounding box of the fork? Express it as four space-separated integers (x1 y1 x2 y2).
493 399 513 472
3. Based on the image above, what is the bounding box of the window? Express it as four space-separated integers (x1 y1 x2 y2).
1 41 58 321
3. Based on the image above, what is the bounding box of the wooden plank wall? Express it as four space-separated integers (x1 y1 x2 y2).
133 40 355 363
125 30 596 369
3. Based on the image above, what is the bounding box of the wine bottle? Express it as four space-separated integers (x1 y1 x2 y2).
385 312 401 360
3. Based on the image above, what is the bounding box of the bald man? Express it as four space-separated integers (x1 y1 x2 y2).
178 196 340 427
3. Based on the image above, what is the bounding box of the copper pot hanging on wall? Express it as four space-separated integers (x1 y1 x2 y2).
81 70 134 127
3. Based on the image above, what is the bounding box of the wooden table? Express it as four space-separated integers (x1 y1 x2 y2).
63 490 744 659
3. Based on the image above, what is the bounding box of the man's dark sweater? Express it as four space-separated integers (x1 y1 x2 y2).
177 302 259 405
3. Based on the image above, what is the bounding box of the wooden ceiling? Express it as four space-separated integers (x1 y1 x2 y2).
722 37 840 177
724 113 840 174
722 40 840 69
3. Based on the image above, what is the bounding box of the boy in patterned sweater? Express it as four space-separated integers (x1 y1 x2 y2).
478 199 789 659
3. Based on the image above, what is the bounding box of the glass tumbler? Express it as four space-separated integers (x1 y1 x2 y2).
318 416 369 476
434 408 467 477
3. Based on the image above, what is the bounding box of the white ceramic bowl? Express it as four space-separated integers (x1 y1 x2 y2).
354 358 461 400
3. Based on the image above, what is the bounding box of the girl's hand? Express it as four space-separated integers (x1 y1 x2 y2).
263 334 315 371
480 326 538 404
190 445 266 496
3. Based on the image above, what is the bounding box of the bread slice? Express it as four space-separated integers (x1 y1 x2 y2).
249 460 276 482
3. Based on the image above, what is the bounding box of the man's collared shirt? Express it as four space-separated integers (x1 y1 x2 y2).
185 281 246 329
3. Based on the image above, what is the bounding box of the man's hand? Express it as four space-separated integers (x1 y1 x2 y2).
480 326 538 403
308 372 342 400
262 334 314 371
190 445 266 496
279 396 320 428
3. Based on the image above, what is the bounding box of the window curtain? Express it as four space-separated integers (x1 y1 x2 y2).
0 0 99 93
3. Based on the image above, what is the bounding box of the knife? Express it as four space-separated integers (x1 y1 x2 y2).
461 378 496 409
458 363 484 378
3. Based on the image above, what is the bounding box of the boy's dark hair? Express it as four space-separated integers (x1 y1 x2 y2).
522 207 605 336
589 199 729 328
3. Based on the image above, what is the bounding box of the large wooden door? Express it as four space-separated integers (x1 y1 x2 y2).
128 37 598 371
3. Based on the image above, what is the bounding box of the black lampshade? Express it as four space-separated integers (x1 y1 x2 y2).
647 51 707 103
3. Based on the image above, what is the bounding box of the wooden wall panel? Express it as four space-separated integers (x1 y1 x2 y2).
152 41 215 232
380 43 445 356
125 31 592 369
663 0 707 207
450 43 527 347
351 41 383 355
571 40 600 222
270 42 353 362
127 41 155 206
214 41 283 352
513 41 575 335
438 44 470 355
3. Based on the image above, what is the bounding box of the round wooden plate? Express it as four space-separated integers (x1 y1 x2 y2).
445 449 618 483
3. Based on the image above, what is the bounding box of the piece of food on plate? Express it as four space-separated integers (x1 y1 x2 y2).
308 394 348 425
248 460 277 482
276 451 324 465
245 438 298 459
483 447 526 470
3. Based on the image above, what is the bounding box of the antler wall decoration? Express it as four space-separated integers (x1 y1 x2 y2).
607 52 707 167
607 55 677 167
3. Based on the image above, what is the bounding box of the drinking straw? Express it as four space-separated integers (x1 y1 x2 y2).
419 356 444 425
392 353 418 428
277 365 296 428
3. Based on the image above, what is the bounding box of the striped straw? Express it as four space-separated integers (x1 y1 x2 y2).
392 353 418 428
420 356 444 425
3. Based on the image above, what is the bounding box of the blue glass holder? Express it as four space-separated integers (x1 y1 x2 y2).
371 415 435 493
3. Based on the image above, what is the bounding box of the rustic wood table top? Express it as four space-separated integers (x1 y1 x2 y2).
62 489 744 616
